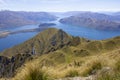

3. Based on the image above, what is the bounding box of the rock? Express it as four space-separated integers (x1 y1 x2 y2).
0 54 32 78
56 76 94 80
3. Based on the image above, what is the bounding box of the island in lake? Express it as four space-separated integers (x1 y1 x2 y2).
39 23 56 27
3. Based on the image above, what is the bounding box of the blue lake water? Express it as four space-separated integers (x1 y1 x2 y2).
0 21 120 52
54 23 120 40
0 24 39 32
0 32 38 52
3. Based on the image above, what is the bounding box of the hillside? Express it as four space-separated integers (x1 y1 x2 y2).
0 11 57 28
59 12 120 30
0 28 120 80
1 28 73 57
61 12 120 22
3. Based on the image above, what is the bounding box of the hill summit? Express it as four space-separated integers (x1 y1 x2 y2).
1 28 74 57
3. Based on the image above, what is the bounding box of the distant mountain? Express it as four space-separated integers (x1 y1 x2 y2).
0 11 57 28
64 12 120 21
63 11 90 16
59 12 120 30
112 12 120 16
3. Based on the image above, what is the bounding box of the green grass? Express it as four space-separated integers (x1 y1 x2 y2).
10 48 120 80
13 61 52 80
65 70 79 77
80 60 102 76
114 59 120 72
24 69 49 80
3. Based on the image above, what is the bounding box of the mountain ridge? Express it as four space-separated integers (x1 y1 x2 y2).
59 12 120 31
0 28 120 79
1 28 73 57
0 11 57 28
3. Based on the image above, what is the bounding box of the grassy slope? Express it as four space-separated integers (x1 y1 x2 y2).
0 28 120 80
12 36 120 80
1 28 73 57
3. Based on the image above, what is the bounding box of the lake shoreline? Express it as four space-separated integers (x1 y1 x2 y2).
0 27 48 39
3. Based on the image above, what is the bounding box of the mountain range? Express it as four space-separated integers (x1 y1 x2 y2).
0 11 57 28
59 12 120 30
1 11 120 31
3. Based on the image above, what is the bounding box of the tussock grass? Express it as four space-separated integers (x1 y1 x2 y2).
65 69 79 77
85 41 103 52
79 58 102 76
114 59 120 72
97 70 120 80
13 61 52 80
11 49 120 80
8 36 120 80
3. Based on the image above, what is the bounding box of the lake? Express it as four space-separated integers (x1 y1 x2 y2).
0 20 120 51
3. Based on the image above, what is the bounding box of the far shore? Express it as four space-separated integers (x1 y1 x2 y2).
0 27 48 39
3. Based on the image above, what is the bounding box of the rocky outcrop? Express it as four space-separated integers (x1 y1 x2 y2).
0 54 32 78
56 76 94 80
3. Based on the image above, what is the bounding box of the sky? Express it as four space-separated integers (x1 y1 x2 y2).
0 0 120 12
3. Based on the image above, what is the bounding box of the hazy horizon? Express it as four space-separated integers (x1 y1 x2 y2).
0 0 120 12
0 10 120 13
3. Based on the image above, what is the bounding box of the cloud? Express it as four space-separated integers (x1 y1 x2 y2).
0 0 7 6
33 0 76 3
0 0 4 4
0 0 119 12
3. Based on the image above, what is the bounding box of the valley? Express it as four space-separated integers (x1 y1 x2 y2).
0 0 120 80
1 11 120 52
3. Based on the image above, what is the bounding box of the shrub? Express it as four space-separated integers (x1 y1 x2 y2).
66 69 79 77
23 68 49 80
115 59 120 72
13 62 52 80
74 49 89 57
